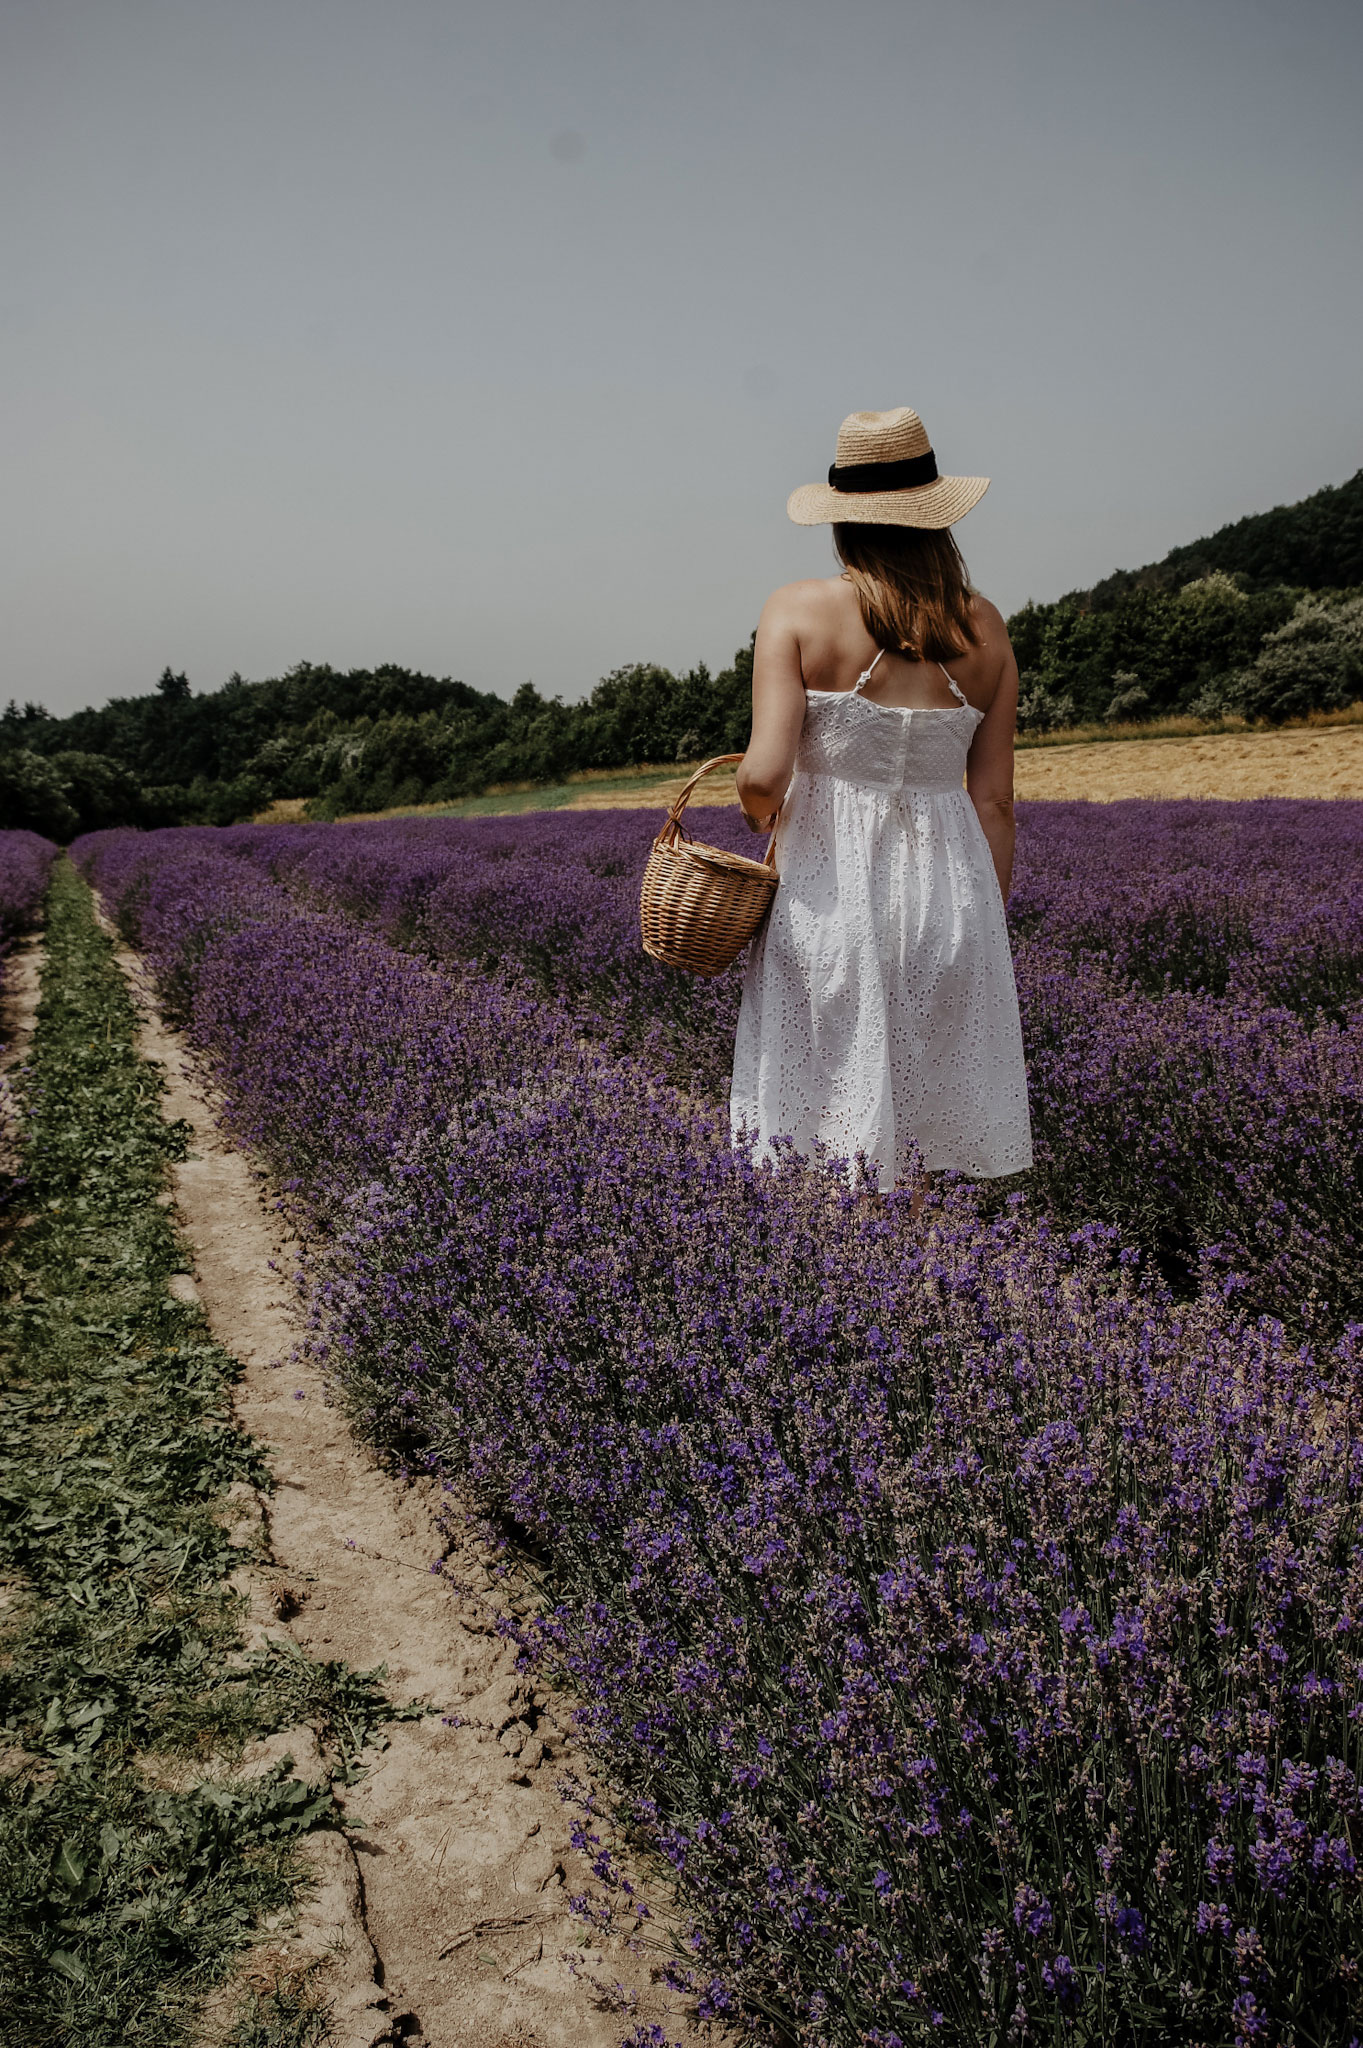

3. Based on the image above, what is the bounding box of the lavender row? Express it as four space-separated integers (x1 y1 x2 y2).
75 823 1363 2047
0 830 58 951
209 805 1363 1330
220 797 1363 1022
1007 798 1363 1015
218 809 747 1091
0 830 58 1077
0 831 56 1198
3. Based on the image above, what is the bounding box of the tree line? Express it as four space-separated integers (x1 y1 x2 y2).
3 468 1360 838
0 651 757 838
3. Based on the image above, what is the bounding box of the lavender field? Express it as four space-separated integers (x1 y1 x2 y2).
75 802 1363 2048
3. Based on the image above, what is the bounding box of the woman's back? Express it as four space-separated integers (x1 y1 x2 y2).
769 573 1010 712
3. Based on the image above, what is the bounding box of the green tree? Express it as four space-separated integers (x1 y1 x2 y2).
48 752 147 833
0 749 79 837
1225 594 1363 722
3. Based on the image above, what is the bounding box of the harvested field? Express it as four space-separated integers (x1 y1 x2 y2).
564 721 1363 812
1013 719 1363 801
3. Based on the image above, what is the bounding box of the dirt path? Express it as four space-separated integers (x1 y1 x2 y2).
109 947 699 2048
1 933 44 1173
0 933 43 1056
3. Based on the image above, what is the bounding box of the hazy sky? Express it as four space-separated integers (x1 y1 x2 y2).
4 0 1362 719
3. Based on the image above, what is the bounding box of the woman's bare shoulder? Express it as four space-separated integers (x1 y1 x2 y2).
968 593 1011 646
761 575 849 623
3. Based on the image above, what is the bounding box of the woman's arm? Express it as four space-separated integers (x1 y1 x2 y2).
735 587 810 830
964 608 1020 903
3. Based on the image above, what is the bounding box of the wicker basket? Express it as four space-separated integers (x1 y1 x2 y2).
640 754 779 977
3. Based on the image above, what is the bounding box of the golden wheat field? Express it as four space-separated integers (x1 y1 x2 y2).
1011 722 1363 802
559 721 1363 812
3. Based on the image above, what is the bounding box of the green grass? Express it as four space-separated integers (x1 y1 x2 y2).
331 761 694 821
0 861 411 2046
219 1963 333 2047
412 780 592 816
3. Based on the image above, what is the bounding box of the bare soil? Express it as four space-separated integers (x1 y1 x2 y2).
0 934 44 1173
110 949 701 2048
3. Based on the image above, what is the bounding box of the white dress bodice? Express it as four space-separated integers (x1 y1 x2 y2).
797 686 981 793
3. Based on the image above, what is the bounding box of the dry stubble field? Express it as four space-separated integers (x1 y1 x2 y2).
559 720 1363 812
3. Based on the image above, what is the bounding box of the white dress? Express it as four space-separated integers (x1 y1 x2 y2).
729 653 1033 1190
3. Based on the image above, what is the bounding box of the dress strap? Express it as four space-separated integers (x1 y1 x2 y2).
939 662 970 709
853 648 886 695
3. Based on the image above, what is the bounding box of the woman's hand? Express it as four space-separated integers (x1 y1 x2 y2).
741 805 778 834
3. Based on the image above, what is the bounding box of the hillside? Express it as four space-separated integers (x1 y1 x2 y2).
2 465 1360 836
1005 466 1363 732
1083 465 1363 606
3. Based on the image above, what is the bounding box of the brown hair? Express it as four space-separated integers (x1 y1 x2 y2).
833 523 980 663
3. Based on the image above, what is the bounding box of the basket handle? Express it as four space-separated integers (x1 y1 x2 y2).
655 754 780 869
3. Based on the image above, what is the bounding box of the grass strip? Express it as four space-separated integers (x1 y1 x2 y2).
0 860 406 2048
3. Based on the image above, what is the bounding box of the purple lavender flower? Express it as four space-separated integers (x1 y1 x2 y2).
70 802 1363 2048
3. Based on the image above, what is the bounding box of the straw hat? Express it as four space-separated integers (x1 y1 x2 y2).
787 407 989 529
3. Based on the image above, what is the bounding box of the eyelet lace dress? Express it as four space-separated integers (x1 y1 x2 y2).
730 654 1033 1189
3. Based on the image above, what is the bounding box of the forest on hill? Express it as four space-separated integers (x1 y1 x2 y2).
3 467 1361 837
1010 464 1363 734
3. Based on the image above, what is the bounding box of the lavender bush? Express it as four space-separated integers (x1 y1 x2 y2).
1006 801 1363 1019
217 810 748 1091
0 830 58 955
0 832 57 1109
215 799 1363 1028
75 821 1363 2047
212 803 1363 1329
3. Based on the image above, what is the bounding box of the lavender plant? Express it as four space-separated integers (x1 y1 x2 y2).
74 820 1363 2047
0 829 58 956
208 803 1363 1328
214 799 1363 1028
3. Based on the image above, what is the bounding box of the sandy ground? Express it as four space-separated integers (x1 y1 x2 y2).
98 943 701 2048
0 933 43 1173
556 721 1363 815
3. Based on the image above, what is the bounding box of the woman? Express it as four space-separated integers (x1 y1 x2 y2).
731 406 1032 1194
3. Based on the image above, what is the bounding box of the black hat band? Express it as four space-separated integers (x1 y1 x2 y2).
827 450 939 492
